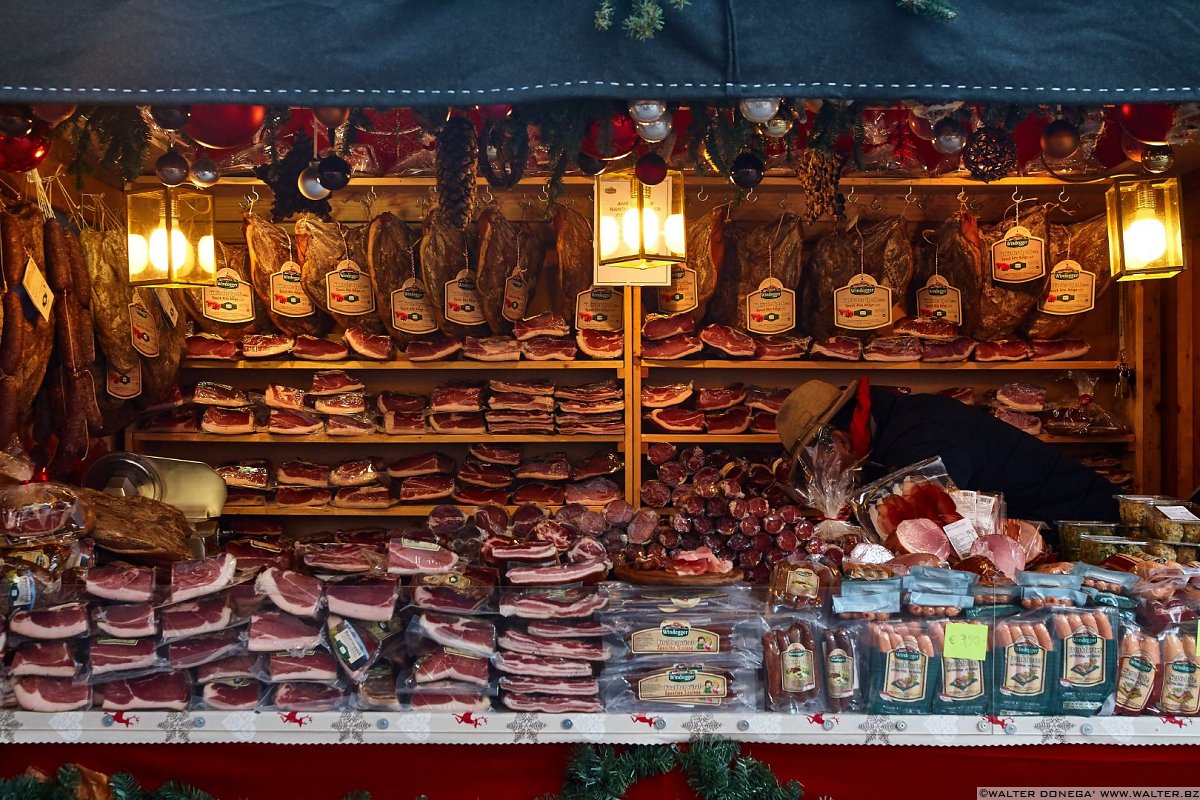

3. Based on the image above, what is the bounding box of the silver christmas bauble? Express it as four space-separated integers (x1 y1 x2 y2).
155 150 190 187
739 97 781 124
189 157 220 188
628 100 666 123
932 117 966 154
760 117 794 139
636 116 673 143
1041 119 1081 160
1142 144 1174 174
298 162 331 200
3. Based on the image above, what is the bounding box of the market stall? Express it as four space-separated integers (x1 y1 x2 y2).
1 3 1200 799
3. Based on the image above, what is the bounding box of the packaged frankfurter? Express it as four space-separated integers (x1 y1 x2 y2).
1019 587 1088 610
1156 622 1200 717
823 621 865 712
905 567 974 594
1071 563 1138 596
762 615 825 713
1050 607 1117 716
867 619 940 715
1016 570 1083 590
992 612 1059 716
600 657 758 712
832 591 900 621
905 592 974 619
1114 624 1163 715
927 617 990 716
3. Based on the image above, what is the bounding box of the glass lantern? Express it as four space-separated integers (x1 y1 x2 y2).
593 167 685 286
1106 177 1185 281
125 186 216 287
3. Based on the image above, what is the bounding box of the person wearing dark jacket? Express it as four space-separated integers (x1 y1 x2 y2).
776 377 1119 523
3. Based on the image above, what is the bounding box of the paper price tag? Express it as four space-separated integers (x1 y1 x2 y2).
391 279 437 334
915 274 962 325
943 518 979 560
1039 260 1096 315
444 269 486 326
107 362 142 399
326 260 375 315
270 262 315 318
202 267 255 323
745 277 796 334
21 257 53 321
575 287 623 332
943 622 988 661
1159 505 1200 522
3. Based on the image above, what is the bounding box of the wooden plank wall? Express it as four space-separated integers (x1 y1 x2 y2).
1163 173 1200 497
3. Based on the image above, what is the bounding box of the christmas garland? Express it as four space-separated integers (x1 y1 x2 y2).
1 738 796 800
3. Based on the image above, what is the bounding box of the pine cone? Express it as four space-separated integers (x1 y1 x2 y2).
436 117 479 230
962 125 1017 183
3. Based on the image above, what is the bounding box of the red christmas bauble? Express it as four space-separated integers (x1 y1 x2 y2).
0 122 50 172
1091 108 1127 169
634 153 668 185
31 104 76 126
1012 112 1049 167
581 113 638 161
668 108 693 159
1118 103 1175 145
184 104 266 149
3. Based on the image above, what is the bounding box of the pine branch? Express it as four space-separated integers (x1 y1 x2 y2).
151 781 215 800
594 0 615 30
108 773 150 800
897 0 958 22
624 0 665 40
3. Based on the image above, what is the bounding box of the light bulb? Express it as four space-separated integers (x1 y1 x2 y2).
641 207 660 250
149 227 189 273
1125 208 1168 269
663 213 686 255
598 215 621 258
127 233 149 277
621 208 642 251
198 235 216 274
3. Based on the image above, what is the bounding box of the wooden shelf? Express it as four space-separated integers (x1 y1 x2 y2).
222 503 592 517
640 359 1121 371
182 358 624 373
133 433 624 445
1039 433 1136 445
640 432 1134 446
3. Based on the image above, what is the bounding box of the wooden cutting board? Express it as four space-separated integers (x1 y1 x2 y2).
612 562 745 586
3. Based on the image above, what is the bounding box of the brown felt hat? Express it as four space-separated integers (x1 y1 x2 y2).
776 378 860 454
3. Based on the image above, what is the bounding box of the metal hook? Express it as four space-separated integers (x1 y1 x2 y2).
538 182 550 203
779 193 790 210
921 228 936 246
904 186 915 206
869 195 883 212
696 185 709 203
1011 187 1026 204
957 188 968 207
746 188 757 203
845 186 857 206
1057 186 1070 204
240 188 260 213
482 184 495 205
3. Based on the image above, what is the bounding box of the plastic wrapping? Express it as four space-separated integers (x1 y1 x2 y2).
0 436 34 485
160 594 247 644
851 457 959 545
200 678 265 711
606 613 764 662
1072 563 1138 595
601 658 758 712
602 583 753 614
928 618 990 716
0 483 85 544
766 555 840 613
1050 607 1117 716
1115 495 1174 529
1020 587 1088 610
262 648 341 685
396 678 494 712
11 640 83 678
1114 624 1163 716
762 616 825 712
1148 504 1200 544
1056 521 1131 562
992 612 1058 715
905 592 974 618
1043 371 1128 436
785 440 863 541
866 620 939 714
266 681 350 712
327 613 406 683
1157 623 1200 717
355 664 401 711
410 645 492 688
832 592 900 621
88 636 166 678
409 612 497 658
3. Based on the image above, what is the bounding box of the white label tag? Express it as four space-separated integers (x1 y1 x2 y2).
270 262 315 318
202 267 256 323
21 257 53 321
991 225 1046 284
7 572 35 610
391 279 438 334
107 362 143 399
658 265 699 314
575 287 624 332
832 274 893 331
326 259 375 315
444 269 486 325
1038 259 1096 315
333 622 369 667
1159 505 1200 522
154 288 180 326
745 277 796 334
501 271 532 323
943 518 979 560
915 274 962 325
129 295 160 358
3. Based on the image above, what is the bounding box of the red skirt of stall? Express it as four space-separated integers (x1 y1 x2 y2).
3 744 1198 800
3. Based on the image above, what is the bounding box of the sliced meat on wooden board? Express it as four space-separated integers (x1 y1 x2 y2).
244 213 333 337
420 211 487 339
298 214 383 332
800 215 912 340
180 242 268 337
476 207 545 337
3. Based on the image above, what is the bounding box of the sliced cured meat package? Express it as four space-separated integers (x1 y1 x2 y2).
344 327 393 360
811 336 864 361
405 334 463 362
863 336 922 362
642 382 693 408
292 335 348 360
521 335 577 361
754 333 810 360
276 460 331 487
430 381 484 412
1030 338 1091 361
695 383 747 411
642 334 703 360
267 409 323 435
185 333 240 361
387 452 456 478
921 337 976 362
642 312 696 341
242 334 294 358
975 339 1034 362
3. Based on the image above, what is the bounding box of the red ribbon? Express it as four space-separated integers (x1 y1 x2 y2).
848 377 872 459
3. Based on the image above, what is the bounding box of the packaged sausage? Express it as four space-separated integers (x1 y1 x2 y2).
1071 563 1138 596
1050 608 1117 716
993 614 1058 716
762 616 825 712
1158 623 1200 717
905 592 974 619
927 618 990 716
1020 587 1088 610
867 620 939 715
606 614 763 663
823 622 864 712
841 578 903 595
905 566 974 594
833 591 899 621
1115 624 1163 715
1016 570 1083 590
601 658 758 712
766 554 840 612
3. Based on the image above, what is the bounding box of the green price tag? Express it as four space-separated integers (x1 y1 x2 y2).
943 622 988 661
